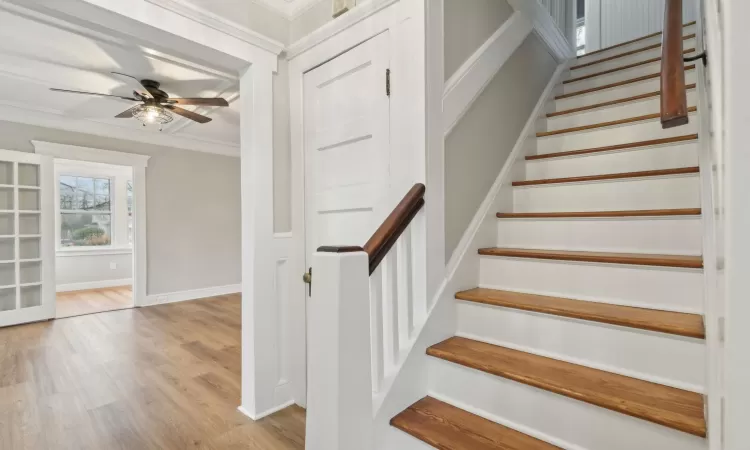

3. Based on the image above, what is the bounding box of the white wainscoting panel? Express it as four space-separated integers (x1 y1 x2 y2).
586 0 698 52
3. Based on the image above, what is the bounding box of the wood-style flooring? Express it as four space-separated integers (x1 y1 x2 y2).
56 286 134 319
0 294 306 449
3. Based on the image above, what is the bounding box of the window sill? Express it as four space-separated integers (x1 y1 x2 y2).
56 246 133 257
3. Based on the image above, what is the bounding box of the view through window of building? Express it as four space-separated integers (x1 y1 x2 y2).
59 176 112 246
576 23 586 55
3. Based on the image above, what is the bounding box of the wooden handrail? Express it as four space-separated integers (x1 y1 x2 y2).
660 0 690 128
363 183 425 275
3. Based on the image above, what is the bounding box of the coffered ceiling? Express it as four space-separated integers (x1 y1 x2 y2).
0 3 242 156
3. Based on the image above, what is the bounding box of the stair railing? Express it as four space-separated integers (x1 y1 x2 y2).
661 0 699 128
305 184 426 450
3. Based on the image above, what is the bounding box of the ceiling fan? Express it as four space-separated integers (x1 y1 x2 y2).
50 72 230 130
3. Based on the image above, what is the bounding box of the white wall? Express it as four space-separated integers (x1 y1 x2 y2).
585 0 698 51
0 120 241 296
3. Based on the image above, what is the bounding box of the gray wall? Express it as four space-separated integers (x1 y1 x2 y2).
0 121 241 295
444 33 557 259
444 0 515 80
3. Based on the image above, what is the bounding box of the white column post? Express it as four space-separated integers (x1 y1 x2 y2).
306 249 373 450
132 165 147 308
239 63 279 419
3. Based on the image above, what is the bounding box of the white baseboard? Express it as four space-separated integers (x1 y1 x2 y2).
144 283 241 306
56 278 132 293
237 400 295 421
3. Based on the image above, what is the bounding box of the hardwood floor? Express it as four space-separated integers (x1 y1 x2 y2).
0 294 306 449
56 286 134 319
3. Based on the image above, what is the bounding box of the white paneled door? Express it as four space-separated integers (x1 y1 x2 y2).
303 32 392 271
0 150 54 328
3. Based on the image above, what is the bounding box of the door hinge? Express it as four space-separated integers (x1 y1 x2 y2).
386 68 391 97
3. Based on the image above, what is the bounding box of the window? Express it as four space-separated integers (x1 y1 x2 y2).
576 20 586 56
126 180 133 245
59 176 112 247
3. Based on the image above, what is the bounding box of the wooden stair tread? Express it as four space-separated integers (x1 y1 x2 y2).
547 86 696 118
565 56 662 84
427 337 707 437
526 135 699 160
537 106 697 137
455 288 705 339
477 248 703 269
580 22 696 58
390 396 561 450
496 208 702 218
512 167 699 187
571 36 695 70
556 63 695 99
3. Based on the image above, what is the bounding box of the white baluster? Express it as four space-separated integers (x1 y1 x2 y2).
369 265 384 393
397 228 414 340
381 251 400 372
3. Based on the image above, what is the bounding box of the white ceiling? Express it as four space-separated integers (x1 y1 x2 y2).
0 4 242 156
255 0 325 18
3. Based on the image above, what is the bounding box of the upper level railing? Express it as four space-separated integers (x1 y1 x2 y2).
661 0 690 128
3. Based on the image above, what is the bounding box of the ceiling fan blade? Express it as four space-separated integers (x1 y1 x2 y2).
165 105 212 124
165 98 229 107
115 106 141 118
50 88 139 102
111 72 154 99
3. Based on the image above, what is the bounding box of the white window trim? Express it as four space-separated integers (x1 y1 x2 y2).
32 141 149 308
56 164 132 251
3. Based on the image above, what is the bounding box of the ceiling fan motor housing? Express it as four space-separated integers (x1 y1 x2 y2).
140 79 169 102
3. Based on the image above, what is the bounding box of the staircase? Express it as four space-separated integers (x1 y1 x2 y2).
390 23 708 449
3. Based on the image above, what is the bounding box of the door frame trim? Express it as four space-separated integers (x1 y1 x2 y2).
31 141 150 308
287 0 430 408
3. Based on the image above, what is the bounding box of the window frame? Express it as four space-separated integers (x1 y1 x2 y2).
53 162 133 254
59 175 114 248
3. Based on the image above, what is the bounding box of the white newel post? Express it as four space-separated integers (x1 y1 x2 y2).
306 249 373 450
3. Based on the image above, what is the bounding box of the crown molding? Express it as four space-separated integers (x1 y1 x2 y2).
146 0 285 55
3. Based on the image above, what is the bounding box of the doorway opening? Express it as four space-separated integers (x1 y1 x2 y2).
53 158 134 318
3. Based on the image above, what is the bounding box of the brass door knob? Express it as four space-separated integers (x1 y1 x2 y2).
302 267 312 296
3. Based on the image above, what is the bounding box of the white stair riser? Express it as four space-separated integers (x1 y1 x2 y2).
429 359 708 450
554 71 697 112
563 61 663 95
478 256 703 312
496 216 702 255
513 176 701 213
576 26 696 64
547 91 698 130
571 38 697 78
535 117 699 155
524 142 699 179
378 428 436 450
457 301 706 391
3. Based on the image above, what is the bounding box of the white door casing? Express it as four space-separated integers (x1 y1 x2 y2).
0 149 55 328
31 141 149 308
